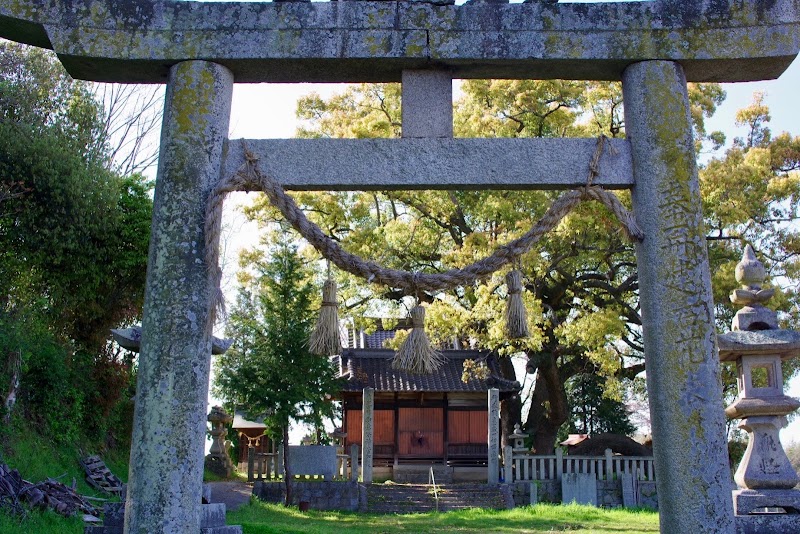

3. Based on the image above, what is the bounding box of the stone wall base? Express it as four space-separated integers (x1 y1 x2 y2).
253 480 365 511
735 514 800 534
509 479 658 509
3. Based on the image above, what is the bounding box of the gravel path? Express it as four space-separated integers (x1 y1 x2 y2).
208 481 253 512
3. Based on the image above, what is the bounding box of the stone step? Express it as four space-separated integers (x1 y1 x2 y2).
84 527 122 534
89 502 230 530
84 524 241 534
101 503 125 527
201 527 243 534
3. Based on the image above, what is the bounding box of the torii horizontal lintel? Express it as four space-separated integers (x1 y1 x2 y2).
223 137 633 191
0 0 798 84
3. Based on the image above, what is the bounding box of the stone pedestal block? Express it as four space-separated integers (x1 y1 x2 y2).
733 489 800 516
84 502 241 534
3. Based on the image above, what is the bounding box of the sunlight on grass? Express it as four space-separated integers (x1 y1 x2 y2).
228 500 659 533
0 509 84 534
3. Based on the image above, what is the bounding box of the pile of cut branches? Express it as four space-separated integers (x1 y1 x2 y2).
0 463 99 518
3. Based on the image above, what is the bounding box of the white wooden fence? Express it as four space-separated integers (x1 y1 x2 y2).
247 445 358 482
504 447 656 483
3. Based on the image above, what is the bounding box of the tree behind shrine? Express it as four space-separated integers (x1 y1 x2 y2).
247 81 800 454
214 234 340 504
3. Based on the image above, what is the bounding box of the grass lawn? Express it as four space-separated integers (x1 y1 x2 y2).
1 500 659 534
0 510 85 534
228 501 660 534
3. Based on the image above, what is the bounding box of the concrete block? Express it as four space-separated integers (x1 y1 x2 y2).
624 60 734 533
2 2 798 83
84 527 122 534
201 503 227 528
735 514 800 534
102 502 125 527
201 527 243 534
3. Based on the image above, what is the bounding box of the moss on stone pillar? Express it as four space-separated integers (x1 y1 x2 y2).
623 60 734 534
125 60 233 534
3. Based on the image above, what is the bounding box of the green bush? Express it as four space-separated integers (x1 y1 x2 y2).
0 310 135 450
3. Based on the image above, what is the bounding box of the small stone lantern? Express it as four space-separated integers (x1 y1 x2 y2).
205 405 235 478
717 246 800 520
509 423 529 452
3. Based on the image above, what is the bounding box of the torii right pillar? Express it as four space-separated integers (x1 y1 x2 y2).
623 61 735 533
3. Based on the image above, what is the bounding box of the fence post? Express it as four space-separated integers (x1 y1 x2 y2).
487 388 500 484
555 448 563 481
350 444 359 482
362 387 374 484
605 449 613 480
277 443 284 478
504 445 513 483
247 446 255 482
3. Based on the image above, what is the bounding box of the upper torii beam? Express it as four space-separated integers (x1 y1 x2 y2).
1 0 798 83
2 2 799 534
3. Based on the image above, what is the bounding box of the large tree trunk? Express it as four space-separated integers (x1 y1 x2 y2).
525 351 568 454
498 356 521 449
282 426 292 507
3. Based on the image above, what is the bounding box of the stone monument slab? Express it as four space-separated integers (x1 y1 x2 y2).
561 473 597 506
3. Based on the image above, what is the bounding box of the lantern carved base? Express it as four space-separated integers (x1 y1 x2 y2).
734 415 800 490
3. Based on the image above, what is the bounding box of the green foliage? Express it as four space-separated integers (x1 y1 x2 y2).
214 236 340 439
228 500 659 533
700 93 800 386
0 41 152 350
287 81 652 452
0 41 149 452
0 509 85 534
258 80 799 454
0 310 136 447
0 42 106 164
559 373 636 442
786 440 800 489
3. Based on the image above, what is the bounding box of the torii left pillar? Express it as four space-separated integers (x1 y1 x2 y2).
125 60 233 534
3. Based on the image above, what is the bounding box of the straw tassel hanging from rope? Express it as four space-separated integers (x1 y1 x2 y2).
308 276 342 356
504 269 529 339
392 303 446 374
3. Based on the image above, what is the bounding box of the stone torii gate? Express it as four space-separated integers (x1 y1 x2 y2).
2 1 799 532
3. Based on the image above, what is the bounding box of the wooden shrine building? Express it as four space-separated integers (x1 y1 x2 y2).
335 349 519 482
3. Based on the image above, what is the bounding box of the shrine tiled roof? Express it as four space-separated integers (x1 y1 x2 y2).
334 349 520 393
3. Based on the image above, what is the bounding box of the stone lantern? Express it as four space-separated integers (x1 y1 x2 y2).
205 405 235 478
509 423 529 452
717 246 800 523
